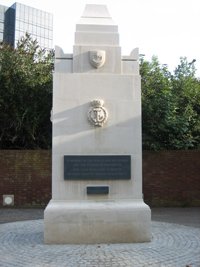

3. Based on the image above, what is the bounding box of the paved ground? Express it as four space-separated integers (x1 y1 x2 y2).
0 208 200 267
1 207 200 228
152 207 200 228
0 208 44 224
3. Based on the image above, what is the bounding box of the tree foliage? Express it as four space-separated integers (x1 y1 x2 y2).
141 56 200 150
0 33 54 149
0 33 199 150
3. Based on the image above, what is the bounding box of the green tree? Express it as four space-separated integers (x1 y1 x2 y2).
140 56 200 150
141 56 174 150
171 57 200 149
1 34 199 151
0 33 54 149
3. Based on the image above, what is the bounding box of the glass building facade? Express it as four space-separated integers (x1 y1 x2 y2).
0 2 53 49
0 5 7 42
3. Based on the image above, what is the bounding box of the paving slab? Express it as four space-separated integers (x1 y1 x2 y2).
0 208 44 224
152 207 200 228
0 219 200 267
1 207 200 228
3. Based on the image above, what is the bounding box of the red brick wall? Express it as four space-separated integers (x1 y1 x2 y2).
143 150 200 206
0 150 200 207
0 150 51 207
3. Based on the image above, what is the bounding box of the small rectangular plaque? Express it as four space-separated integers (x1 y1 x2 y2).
64 155 131 180
87 186 109 195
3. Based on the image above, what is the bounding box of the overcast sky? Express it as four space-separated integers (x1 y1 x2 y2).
1 0 200 76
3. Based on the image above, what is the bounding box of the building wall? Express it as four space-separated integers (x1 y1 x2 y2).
143 150 200 206
0 5 7 42
0 150 51 207
13 3 53 48
1 2 53 48
4 4 15 46
0 150 200 207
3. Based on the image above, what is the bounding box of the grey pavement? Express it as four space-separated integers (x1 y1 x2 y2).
152 207 200 228
0 207 200 267
0 208 44 224
1 207 200 228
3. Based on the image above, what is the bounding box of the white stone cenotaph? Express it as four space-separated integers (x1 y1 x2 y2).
44 4 151 244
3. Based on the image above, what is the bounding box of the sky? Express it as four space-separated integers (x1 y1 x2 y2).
1 0 200 76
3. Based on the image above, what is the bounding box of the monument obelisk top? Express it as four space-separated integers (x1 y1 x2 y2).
76 4 117 32
74 4 120 73
81 4 112 18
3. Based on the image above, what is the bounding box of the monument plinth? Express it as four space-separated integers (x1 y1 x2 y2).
44 4 151 244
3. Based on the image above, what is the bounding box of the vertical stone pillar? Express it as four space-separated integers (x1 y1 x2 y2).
44 4 151 244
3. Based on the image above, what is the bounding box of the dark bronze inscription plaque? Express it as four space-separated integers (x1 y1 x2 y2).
87 186 109 195
64 155 131 180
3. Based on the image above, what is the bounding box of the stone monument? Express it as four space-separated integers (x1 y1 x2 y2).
44 4 151 244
